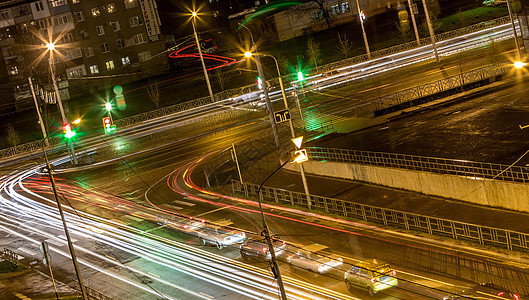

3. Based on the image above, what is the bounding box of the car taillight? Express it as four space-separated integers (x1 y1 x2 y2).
201 219 205 223
498 292 504 296
183 225 188 229
282 241 286 245
391 270 397 276
370 278 376 283
514 294 519 300
262 247 268 253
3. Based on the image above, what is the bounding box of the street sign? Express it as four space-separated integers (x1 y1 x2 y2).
293 149 308 163
274 109 291 124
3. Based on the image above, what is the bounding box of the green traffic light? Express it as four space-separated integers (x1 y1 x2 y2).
105 102 112 111
65 130 76 139
297 71 304 81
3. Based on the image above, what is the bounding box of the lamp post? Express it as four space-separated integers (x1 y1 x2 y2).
421 0 440 62
506 0 523 62
191 11 214 102
408 0 420 47
46 43 77 165
239 23 281 148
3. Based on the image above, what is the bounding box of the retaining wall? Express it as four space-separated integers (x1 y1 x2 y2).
285 161 529 212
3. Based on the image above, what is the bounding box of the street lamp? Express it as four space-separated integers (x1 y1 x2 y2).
46 42 77 165
239 23 281 148
191 11 214 102
255 147 311 300
506 0 524 64
421 0 440 62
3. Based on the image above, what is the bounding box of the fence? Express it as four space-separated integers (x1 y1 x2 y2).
308 16 511 75
2 248 19 264
306 147 529 183
232 180 529 252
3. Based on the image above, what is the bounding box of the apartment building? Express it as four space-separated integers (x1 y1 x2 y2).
0 0 167 112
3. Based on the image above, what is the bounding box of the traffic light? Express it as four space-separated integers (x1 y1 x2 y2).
102 117 116 134
63 124 76 139
257 76 263 89
297 71 304 81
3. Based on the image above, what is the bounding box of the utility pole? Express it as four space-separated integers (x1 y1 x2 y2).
422 0 440 62
408 0 420 46
355 0 371 59
29 77 49 147
507 0 523 61
192 12 214 102
42 147 87 300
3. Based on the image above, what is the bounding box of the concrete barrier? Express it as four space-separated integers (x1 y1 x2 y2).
285 161 529 213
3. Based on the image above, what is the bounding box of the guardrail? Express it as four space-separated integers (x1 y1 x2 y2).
308 16 511 75
306 147 529 183
231 179 529 251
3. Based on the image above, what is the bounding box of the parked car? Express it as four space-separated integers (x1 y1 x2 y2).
344 259 398 296
443 283 520 300
286 243 343 274
197 219 246 249
240 238 287 261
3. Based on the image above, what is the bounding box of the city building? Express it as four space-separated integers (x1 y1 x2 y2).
0 0 167 113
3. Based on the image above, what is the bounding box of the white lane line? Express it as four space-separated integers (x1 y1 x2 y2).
173 199 195 206
45 239 65 247
398 270 455 286
17 247 36 256
195 206 227 217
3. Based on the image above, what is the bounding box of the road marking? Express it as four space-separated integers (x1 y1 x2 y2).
398 270 455 286
17 247 36 256
105 255 116 260
195 206 227 217
14 293 31 300
199 292 214 299
173 199 195 206
161 204 183 210
148 272 160 278
57 235 77 243
124 215 143 222
45 239 65 247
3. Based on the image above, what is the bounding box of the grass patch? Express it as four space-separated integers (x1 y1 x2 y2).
0 260 26 273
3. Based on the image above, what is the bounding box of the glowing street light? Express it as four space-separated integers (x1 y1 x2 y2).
45 41 78 165
514 61 527 69
191 11 214 101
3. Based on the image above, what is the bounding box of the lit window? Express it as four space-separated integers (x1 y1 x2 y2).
96 25 105 36
341 2 350 13
90 65 99 74
138 51 151 62
50 0 67 7
331 4 340 15
106 60 115 70
72 0 80 3
124 0 138 9
102 43 110 53
91 7 100 17
129 16 139 27
122 56 130 65
107 3 116 13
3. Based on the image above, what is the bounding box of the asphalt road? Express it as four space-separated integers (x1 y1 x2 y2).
316 73 529 166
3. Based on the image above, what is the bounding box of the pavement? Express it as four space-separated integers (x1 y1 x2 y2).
3 70 529 300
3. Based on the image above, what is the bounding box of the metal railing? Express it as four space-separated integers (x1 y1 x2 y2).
306 147 529 183
232 180 529 251
309 16 511 75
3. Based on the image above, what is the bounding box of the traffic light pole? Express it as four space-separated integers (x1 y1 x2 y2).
49 57 77 165
239 23 281 148
42 146 87 300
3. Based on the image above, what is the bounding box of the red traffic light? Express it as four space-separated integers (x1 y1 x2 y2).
103 117 111 125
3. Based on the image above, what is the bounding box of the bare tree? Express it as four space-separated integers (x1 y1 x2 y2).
7 124 20 147
306 36 322 68
457 8 466 26
214 68 229 91
147 80 160 109
396 22 411 42
336 33 354 59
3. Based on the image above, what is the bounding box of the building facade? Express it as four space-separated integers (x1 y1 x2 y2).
0 0 167 112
